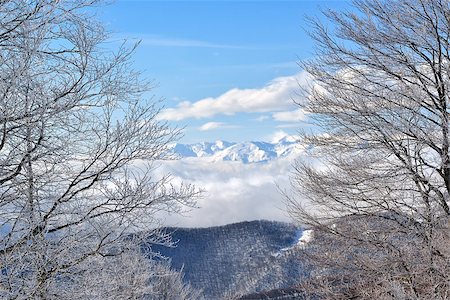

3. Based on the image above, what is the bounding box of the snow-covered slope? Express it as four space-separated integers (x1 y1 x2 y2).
170 137 302 163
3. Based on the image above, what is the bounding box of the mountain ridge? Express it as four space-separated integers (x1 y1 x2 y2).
170 137 302 163
146 220 308 299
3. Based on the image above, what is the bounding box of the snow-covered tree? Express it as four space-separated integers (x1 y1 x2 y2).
0 1 199 298
287 0 450 298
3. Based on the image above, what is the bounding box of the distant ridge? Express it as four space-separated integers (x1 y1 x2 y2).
146 220 307 299
170 137 302 163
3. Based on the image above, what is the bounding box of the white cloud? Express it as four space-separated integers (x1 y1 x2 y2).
272 108 305 122
119 33 245 49
199 122 224 131
158 71 311 121
199 122 240 131
155 158 298 227
253 115 270 122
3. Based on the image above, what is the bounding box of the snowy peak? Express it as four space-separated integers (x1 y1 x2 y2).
213 142 277 163
212 140 229 150
172 140 236 158
170 138 302 163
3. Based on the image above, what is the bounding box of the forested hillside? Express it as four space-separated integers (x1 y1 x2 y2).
147 220 307 299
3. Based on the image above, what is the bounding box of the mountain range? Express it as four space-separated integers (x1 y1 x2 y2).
170 136 302 163
146 220 309 299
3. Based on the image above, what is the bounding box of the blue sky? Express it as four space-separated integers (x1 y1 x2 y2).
100 0 349 143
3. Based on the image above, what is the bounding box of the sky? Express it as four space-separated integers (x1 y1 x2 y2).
98 0 352 227
100 0 350 143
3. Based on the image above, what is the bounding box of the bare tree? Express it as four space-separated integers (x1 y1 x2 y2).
54 245 203 300
0 1 199 298
146 262 204 300
287 0 450 298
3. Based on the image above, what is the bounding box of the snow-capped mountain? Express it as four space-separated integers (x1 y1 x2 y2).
170 137 302 163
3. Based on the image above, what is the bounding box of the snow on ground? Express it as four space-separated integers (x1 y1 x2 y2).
272 228 313 257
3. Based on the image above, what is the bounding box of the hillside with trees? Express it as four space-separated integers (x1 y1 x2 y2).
149 220 307 299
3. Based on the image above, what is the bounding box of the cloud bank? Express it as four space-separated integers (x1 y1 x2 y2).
272 108 305 122
157 157 297 227
158 71 310 121
199 122 225 131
